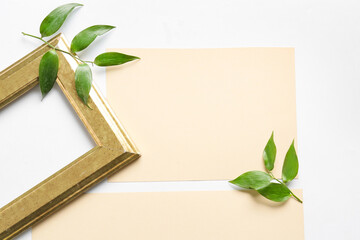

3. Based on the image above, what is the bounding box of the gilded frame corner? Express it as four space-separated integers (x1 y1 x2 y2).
0 34 140 239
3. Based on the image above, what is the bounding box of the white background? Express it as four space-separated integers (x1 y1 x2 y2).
1 0 360 239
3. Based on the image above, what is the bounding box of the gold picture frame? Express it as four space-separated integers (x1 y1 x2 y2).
0 34 140 239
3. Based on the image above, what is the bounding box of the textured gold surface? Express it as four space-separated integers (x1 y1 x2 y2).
0 34 140 239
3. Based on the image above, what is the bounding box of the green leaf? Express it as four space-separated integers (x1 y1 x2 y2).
40 3 83 37
39 49 59 98
263 131 277 171
94 52 140 66
282 140 299 183
70 25 115 53
229 171 272 190
75 63 92 106
257 183 291 202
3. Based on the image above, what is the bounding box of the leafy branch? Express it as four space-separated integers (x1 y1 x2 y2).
23 3 140 106
229 132 302 203
22 32 93 64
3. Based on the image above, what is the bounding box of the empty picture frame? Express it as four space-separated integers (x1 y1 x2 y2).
0 34 140 239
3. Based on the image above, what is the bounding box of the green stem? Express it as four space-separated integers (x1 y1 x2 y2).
21 32 94 65
22 32 56 48
268 172 303 204
54 48 93 64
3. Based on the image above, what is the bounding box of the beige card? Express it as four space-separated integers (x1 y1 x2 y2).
107 48 296 181
33 190 303 240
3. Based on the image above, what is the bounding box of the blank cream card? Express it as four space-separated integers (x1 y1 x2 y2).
32 190 304 239
107 48 297 181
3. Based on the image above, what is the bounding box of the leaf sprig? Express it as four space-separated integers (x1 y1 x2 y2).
22 3 140 106
229 132 302 203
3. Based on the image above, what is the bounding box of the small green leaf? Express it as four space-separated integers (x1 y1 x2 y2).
39 49 59 98
40 3 83 37
263 131 277 171
94 52 140 66
257 183 291 202
75 63 92 106
71 25 115 53
282 140 299 183
229 171 272 190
